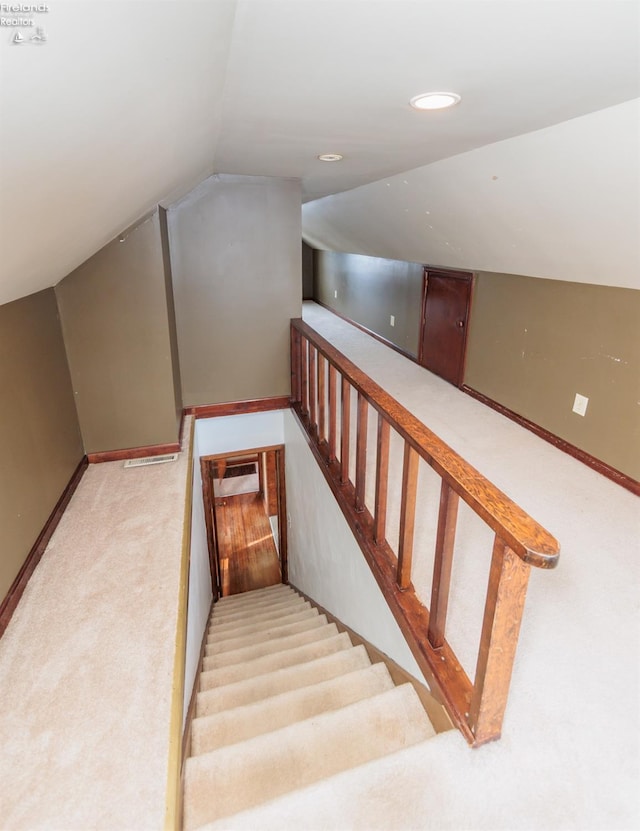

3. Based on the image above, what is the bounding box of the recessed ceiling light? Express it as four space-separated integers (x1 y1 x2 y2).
317 153 343 162
409 92 461 111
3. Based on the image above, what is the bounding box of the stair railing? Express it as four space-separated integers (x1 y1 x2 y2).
290 318 559 746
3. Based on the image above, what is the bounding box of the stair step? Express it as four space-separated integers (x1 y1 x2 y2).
207 608 319 642
210 594 307 625
191 663 396 755
200 632 353 691
205 613 329 657
209 597 309 629
214 584 292 609
183 684 435 828
203 621 337 671
196 644 372 718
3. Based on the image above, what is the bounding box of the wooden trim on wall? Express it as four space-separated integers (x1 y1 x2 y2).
87 442 181 464
313 300 419 363
184 397 290 419
462 385 640 497
164 417 195 831
0 455 89 638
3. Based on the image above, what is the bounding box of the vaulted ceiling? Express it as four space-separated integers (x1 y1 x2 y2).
1 0 638 305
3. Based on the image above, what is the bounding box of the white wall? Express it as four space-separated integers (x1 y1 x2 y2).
303 100 640 289
283 409 425 681
183 425 213 726
183 410 288 723
196 411 286 456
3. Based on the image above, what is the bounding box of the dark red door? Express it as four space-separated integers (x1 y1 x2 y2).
419 269 474 387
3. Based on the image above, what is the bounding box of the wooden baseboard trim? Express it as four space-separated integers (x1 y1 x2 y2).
291 583 453 735
87 442 181 464
184 396 291 419
0 455 89 638
461 385 639 496
313 300 419 363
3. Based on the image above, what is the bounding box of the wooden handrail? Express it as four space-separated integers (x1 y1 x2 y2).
292 319 558 569
290 318 560 746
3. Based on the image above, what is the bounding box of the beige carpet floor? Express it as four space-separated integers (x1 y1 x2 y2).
0 418 192 830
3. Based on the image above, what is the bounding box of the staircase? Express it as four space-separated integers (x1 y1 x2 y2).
182 583 437 829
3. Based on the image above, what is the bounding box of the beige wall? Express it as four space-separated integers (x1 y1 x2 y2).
55 211 181 454
0 289 84 599
167 174 302 406
314 250 423 357
465 273 640 480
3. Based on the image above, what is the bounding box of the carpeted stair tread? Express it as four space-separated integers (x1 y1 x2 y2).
195 645 372 718
210 590 306 618
203 621 338 670
213 584 293 609
209 595 309 626
183 683 434 829
207 608 319 643
205 614 330 657
190 663 396 755
209 602 318 637
199 632 353 691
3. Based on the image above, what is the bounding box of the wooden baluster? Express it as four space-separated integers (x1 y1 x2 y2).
309 344 317 435
300 337 308 416
340 377 351 484
428 481 460 649
397 443 419 589
328 364 338 462
354 393 368 512
374 415 390 543
468 536 531 744
290 326 301 403
317 352 326 444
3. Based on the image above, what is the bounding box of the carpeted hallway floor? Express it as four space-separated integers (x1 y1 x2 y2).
0 418 192 830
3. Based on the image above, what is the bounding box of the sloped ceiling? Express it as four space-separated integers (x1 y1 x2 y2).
303 101 640 288
1 0 638 305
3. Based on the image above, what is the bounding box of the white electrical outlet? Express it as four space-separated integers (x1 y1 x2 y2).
390 315 395 327
572 393 589 416
334 290 337 298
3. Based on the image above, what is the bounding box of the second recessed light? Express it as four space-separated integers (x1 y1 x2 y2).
410 92 461 110
318 153 343 162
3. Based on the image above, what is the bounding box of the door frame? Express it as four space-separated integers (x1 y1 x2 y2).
200 444 288 600
418 267 475 387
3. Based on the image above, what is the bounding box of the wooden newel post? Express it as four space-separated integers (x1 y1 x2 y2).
468 536 531 745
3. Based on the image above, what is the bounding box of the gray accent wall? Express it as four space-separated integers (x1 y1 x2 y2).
167 174 302 406
314 250 423 357
56 211 181 454
0 289 84 599
302 241 314 300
